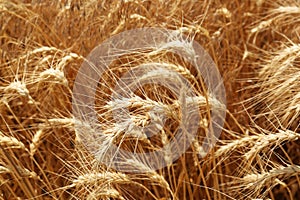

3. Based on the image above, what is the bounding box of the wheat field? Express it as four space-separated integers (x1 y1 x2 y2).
0 0 299 199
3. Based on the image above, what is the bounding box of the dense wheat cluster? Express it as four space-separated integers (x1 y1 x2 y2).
0 0 299 199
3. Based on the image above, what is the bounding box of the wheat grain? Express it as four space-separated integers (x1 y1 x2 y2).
0 131 26 150
1 0 300 199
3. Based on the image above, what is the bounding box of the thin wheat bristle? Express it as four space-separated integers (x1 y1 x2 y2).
1 0 300 199
73 172 131 186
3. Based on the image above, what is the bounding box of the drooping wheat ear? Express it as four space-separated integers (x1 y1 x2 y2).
236 165 300 198
0 133 39 199
0 161 38 181
124 158 173 196
216 127 300 159
72 171 131 186
3 81 29 97
245 42 300 131
29 129 44 157
249 2 300 43
0 131 26 150
3 0 300 199
39 68 68 86
71 170 168 199
0 80 30 107
0 165 10 174
85 187 125 200
244 129 300 162
29 118 75 156
215 133 258 158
